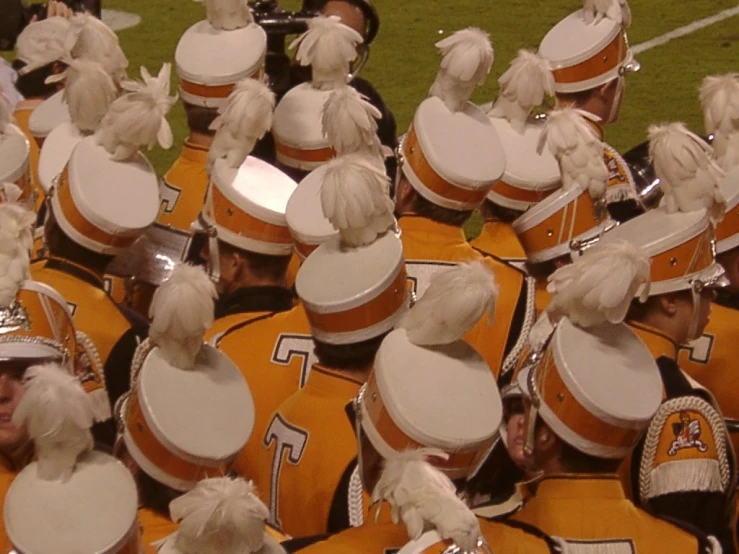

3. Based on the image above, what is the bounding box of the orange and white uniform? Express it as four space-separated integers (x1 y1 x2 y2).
158 140 210 234
470 220 527 268
255 365 370 538
138 507 177 554
399 215 534 380
216 305 313 482
510 476 713 553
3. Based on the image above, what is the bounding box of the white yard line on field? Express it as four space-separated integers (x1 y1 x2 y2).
632 5 739 54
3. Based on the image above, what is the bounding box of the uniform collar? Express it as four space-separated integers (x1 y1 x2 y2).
398 214 467 243
534 474 625 500
181 139 210 164
307 364 365 394
627 321 678 361
214 286 295 319
44 256 106 290
583 117 605 141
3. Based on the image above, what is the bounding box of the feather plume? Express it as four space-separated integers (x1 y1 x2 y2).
320 153 395 246
290 15 363 91
68 13 128 85
194 0 253 30
0 183 24 204
539 107 608 199
399 261 497 346
148 264 216 369
46 58 118 133
372 449 481 553
582 0 632 26
648 122 726 224
0 203 36 308
428 28 494 113
96 63 177 161
12 363 94 482
170 477 269 554
489 50 554 133
208 77 275 169
321 86 386 159
700 74 739 171
526 311 556 352
546 240 650 327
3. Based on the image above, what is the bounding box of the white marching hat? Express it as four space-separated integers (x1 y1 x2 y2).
539 0 638 94
122 265 255 492
175 0 267 108
519 318 662 459
286 165 339 259
49 135 159 255
359 262 501 480
38 121 85 194
15 16 71 76
715 166 739 254
28 90 71 145
0 126 32 208
487 118 560 211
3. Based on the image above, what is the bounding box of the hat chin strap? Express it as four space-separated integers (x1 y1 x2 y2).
606 76 625 124
686 284 703 342
523 402 539 459
207 228 221 286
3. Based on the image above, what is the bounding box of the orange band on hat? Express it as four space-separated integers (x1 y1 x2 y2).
536 348 642 450
305 266 408 334
274 141 336 164
404 127 491 206
363 372 494 471
650 227 715 284
179 67 262 100
56 168 138 250
491 179 557 205
516 189 601 257
552 30 628 85
211 184 293 245
126 390 228 484
716 205 739 246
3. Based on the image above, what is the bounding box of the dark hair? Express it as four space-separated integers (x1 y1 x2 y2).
626 290 693 323
479 198 523 224
11 59 62 99
183 101 218 135
525 256 564 282
559 440 622 473
313 331 389 370
218 240 292 282
409 191 473 228
555 88 598 108
45 211 114 273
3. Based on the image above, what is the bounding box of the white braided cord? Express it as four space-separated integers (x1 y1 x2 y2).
638 395 732 505
500 275 537 378
75 330 106 389
347 463 365 527
129 337 155 390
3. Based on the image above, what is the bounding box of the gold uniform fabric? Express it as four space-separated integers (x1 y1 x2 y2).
255 365 370 538
399 216 531 380
12 107 44 214
511 475 706 553
470 220 527 267
157 140 209 233
216 305 313 483
138 507 177 554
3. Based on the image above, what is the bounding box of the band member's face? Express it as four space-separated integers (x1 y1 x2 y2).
0 363 29 453
504 398 526 469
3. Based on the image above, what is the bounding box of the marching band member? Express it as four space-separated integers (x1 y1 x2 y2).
253 152 405 537
395 27 533 382
538 0 642 222
472 49 559 266
0 87 33 210
114 264 255 553
507 239 721 553
600 122 735 550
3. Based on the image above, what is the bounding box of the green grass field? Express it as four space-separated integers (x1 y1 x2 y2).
8 0 739 237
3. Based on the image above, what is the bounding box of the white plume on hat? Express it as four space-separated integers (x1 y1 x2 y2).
399 261 497 346
321 86 386 160
320 153 395 247
195 0 254 31
582 0 632 27
429 27 494 113
148 264 217 370
0 203 36 308
15 16 71 75
169 477 271 554
209 77 276 169
0 183 24 204
96 63 177 161
12 363 95 483
546 239 650 328
69 13 128 84
489 49 554 133
648 122 726 224
700 74 739 171
290 15 363 91
539 107 608 200
372 449 481 553
46 58 118 133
